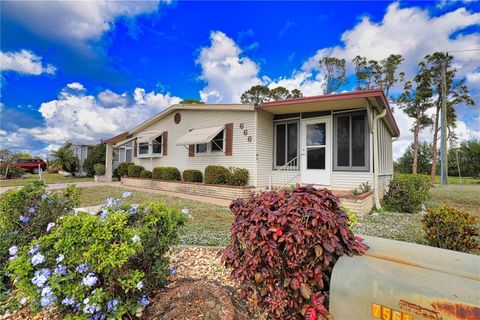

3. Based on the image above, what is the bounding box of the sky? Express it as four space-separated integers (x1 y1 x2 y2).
0 0 479 159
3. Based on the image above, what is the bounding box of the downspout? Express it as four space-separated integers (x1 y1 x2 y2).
373 109 387 210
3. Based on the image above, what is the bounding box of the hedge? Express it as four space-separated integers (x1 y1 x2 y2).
204 165 230 185
127 165 144 178
182 169 203 183
152 167 181 181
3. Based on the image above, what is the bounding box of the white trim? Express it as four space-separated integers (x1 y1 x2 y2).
253 111 258 187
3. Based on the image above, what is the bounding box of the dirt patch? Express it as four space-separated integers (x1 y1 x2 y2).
142 279 249 320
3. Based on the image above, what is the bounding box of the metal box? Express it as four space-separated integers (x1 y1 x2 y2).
330 236 480 320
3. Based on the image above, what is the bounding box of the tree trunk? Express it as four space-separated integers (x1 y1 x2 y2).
412 116 420 175
431 104 440 182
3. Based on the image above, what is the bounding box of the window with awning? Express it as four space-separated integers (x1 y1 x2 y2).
136 130 165 157
175 125 225 146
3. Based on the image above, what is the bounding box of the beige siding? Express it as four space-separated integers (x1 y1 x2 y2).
130 109 257 185
377 117 394 175
255 110 274 187
331 171 374 190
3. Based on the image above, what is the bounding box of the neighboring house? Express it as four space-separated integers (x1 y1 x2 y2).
103 89 399 206
63 141 95 176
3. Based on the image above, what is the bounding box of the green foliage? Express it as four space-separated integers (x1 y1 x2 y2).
127 165 144 178
0 182 79 282
116 163 132 178
422 206 479 253
0 165 25 179
6 195 186 319
448 140 480 178
352 182 371 195
383 174 431 213
204 165 230 185
395 142 434 175
226 167 249 186
340 205 358 231
0 149 33 163
139 170 152 179
182 169 203 183
319 56 348 94
152 167 181 181
93 164 105 176
179 98 204 104
240 85 303 104
50 147 79 176
82 144 106 177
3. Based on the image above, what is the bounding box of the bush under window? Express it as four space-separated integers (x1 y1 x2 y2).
182 169 203 183
117 163 132 177
422 205 479 253
226 167 249 186
140 169 152 179
382 174 431 213
127 165 144 178
204 165 230 185
152 167 181 181
222 185 367 319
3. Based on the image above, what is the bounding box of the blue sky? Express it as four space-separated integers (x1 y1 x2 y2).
1 0 479 158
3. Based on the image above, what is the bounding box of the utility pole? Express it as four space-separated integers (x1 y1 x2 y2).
440 54 448 185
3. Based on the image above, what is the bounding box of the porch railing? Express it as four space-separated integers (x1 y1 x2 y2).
268 156 300 190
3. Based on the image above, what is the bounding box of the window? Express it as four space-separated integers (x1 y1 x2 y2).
333 111 369 171
196 143 207 153
195 129 225 154
274 120 298 168
138 143 149 155
113 149 119 162
152 135 163 154
211 131 224 152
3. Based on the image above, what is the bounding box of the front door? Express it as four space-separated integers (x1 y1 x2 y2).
301 117 331 185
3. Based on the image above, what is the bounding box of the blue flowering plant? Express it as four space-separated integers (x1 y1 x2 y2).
1 182 79 284
6 198 186 319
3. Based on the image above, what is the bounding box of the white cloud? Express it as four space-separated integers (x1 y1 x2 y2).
0 50 56 75
197 31 262 103
265 71 325 97
16 83 182 146
3 1 161 42
302 3 480 88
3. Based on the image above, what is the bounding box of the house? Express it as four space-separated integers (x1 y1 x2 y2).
103 89 399 210
63 141 95 176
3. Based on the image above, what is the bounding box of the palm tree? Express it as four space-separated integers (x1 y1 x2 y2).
50 147 79 176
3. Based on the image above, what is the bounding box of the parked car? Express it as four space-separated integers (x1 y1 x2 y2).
12 158 47 174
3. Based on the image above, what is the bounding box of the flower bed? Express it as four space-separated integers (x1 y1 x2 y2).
121 177 254 200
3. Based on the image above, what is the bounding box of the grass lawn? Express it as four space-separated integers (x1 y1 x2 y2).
77 186 232 247
0 173 92 187
74 183 479 249
433 175 480 185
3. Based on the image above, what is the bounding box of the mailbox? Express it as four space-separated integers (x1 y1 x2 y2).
329 236 480 320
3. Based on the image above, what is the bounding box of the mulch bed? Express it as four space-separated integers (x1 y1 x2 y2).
2 246 251 320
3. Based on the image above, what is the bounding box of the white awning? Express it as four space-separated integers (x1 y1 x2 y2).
137 130 163 143
175 125 225 145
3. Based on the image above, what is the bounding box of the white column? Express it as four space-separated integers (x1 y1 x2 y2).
105 143 113 182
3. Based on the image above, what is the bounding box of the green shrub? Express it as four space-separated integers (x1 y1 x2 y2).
182 169 203 183
340 205 358 231
152 167 181 181
140 170 152 179
127 165 144 178
6 196 187 319
226 167 249 186
117 162 132 177
0 182 79 284
0 165 25 179
382 174 431 213
204 165 230 185
93 163 106 176
83 144 106 177
422 206 479 253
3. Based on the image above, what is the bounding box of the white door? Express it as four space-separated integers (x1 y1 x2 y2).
301 117 331 185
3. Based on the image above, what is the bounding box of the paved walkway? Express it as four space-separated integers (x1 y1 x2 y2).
0 181 231 207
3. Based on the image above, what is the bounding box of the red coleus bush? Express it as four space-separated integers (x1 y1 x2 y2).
221 185 368 319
